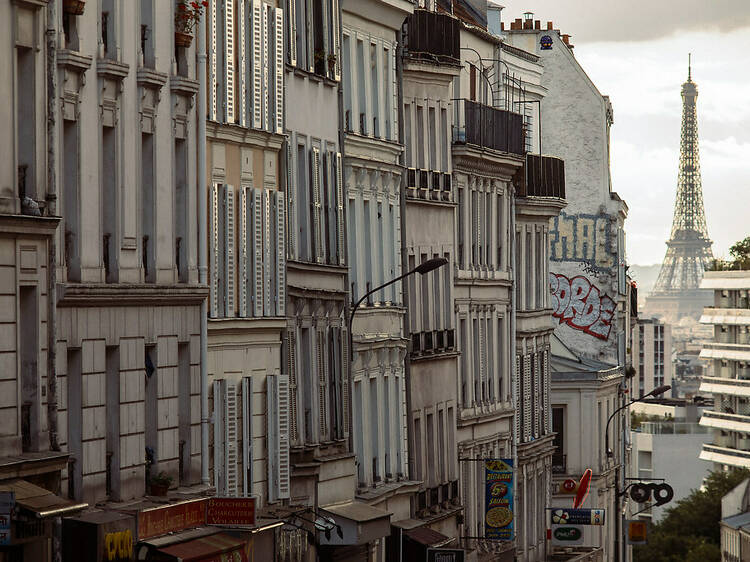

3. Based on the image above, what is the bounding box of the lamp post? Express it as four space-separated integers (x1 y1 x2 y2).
607 384 671 562
346 257 448 451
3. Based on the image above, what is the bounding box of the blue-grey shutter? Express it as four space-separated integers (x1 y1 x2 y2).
224 0 235 123
252 0 263 129
242 376 253 497
210 183 221 317
223 185 236 317
274 191 286 316
267 374 290 501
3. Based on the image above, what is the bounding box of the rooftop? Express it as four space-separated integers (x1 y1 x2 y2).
722 510 750 530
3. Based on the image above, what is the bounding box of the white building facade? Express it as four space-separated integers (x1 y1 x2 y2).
632 317 673 398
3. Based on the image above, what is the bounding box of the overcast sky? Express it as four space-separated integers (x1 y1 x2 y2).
500 1 750 265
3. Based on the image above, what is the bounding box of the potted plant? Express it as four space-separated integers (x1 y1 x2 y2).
314 49 326 75
174 0 208 48
149 471 173 496
63 0 86 15
327 53 337 76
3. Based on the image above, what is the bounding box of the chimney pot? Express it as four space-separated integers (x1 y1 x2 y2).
534 20 540 29
524 19 533 29
515 18 522 26
562 34 570 45
547 21 553 30
500 21 505 30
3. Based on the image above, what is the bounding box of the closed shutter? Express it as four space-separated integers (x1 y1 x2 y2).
267 374 290 502
335 152 345 265
274 191 286 316
305 0 314 72
209 0 218 121
287 0 297 66
286 141 297 259
543 350 550 434
213 379 226 493
251 188 263 317
391 48 397 139
210 183 221 317
515 356 521 443
224 382 239 496
331 0 341 80
283 330 299 444
523 353 532 441
252 0 263 129
262 189 272 315
341 326 350 439
224 0 235 123
239 186 249 317
238 0 248 127
242 376 253 497
311 147 323 263
479 317 486 403
317 331 328 440
223 185 236 317
274 8 284 134
262 4 270 131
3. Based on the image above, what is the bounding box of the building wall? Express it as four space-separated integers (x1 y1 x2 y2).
632 318 673 397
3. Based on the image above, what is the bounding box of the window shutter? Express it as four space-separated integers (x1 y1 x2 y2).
274 191 286 316
252 0 263 129
224 382 239 496
286 141 297 259
306 0 314 72
223 185 236 317
514 356 521 442
213 379 226 493
283 330 299 444
479 317 486 403
341 327 349 438
335 152 345 266
224 0 235 123
543 350 550 434
317 332 328 440
274 8 284 134
287 0 297 66
251 188 263 317
262 189 272 315
209 0 218 121
267 374 290 501
239 186 249 317
523 353 531 441
262 4 270 131
331 0 341 80
238 0 248 127
210 183 221 317
242 376 253 497
311 147 323 263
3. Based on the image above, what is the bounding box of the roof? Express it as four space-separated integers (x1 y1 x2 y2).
322 501 391 523
0 479 88 518
722 511 750 530
404 527 453 547
155 532 246 561
549 335 620 381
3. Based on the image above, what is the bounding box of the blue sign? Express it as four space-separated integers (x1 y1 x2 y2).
484 459 514 540
540 35 553 50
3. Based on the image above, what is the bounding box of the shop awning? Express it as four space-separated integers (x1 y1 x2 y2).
404 526 453 548
319 501 391 546
0 479 87 518
155 532 248 562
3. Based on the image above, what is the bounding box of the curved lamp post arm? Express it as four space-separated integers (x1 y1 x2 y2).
605 385 672 458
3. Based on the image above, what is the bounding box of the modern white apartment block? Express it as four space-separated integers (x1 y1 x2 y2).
699 271 750 470
632 317 673 398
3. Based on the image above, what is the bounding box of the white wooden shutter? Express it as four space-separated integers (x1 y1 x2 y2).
317 331 328 440
288 0 297 66
341 326 349 439
210 183 221 317
514 356 521 442
331 0 341 80
274 191 286 316
523 353 531 441
225 0 235 123
242 376 253 497
223 185 236 317
274 8 284 134
262 189 272 315
286 141 297 259
479 317 486 403
251 188 264 317
238 0 248 127
311 147 323 263
252 0 263 129
543 350 550 434
239 186 249 317
335 152 345 265
209 0 218 121
213 379 225 492
224 382 239 496
267 374 290 501
284 330 299 444
262 4 270 131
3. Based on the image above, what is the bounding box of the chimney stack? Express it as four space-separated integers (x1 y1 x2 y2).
534 20 540 30
500 21 505 30
547 21 553 30
514 18 522 30
562 34 570 45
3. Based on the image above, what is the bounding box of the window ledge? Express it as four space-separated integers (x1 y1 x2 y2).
287 64 339 87
96 58 129 81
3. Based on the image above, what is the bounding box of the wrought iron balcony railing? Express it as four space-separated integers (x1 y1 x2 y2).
452 99 525 156
403 9 460 65
522 153 566 198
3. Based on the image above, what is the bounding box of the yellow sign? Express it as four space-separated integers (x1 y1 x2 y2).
627 520 647 545
104 529 133 561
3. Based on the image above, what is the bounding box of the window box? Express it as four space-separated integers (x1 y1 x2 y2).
174 31 193 48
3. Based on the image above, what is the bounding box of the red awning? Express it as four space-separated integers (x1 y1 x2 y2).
155 533 248 562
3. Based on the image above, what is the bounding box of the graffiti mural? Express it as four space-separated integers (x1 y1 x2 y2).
549 273 615 340
550 212 614 271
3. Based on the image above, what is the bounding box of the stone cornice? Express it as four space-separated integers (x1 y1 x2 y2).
344 133 403 162
403 59 461 83
96 58 129 81
57 49 92 74
206 121 284 151
515 195 567 218
136 67 168 91
0 214 59 236
57 283 208 307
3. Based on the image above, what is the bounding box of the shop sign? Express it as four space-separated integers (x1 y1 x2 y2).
427 548 465 562
484 459 514 541
550 525 584 546
550 508 605 526
103 529 133 561
0 492 13 546
626 520 648 545
138 499 207 540
206 497 256 526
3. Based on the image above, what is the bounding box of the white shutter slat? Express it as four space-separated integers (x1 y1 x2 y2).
311 147 323 263
277 374 291 499
209 0 218 121
288 0 297 66
284 330 299 444
224 382 239 496
213 379 226 493
242 376 253 497
274 8 284 134
267 374 291 501
252 0 263 129
335 152 345 266
239 186 249 317
251 188 263 317
262 4 270 131
262 189 272 315
274 191 286 316
210 184 221 317
341 326 349 438
317 331 328 440
306 0 314 72
225 0 235 123
331 0 341 81
523 353 531 442
223 185 236 317
239 0 248 127
286 141 297 259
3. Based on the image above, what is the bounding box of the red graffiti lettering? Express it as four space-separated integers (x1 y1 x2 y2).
549 273 614 340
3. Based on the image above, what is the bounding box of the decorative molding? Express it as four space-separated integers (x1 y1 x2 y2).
57 283 209 307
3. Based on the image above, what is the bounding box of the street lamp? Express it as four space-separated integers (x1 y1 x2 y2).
607 384 671 562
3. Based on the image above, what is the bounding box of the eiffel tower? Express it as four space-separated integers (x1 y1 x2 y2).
645 55 713 322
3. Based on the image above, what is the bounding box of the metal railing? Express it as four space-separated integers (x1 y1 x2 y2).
403 9 460 64
452 99 525 156
519 153 566 198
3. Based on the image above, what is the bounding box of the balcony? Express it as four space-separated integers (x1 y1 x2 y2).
700 410 750 433
403 9 460 65
452 99 525 156
700 443 750 469
515 153 565 198
700 376 750 398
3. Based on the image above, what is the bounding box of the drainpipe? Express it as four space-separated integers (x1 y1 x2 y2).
197 14 209 486
46 0 59 454
509 186 519 555
395 28 414 485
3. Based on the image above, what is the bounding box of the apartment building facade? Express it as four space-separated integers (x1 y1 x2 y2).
632 317 673 398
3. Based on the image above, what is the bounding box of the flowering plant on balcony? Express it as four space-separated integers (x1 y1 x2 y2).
175 1 208 35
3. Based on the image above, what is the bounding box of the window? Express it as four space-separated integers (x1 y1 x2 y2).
428 107 437 171
16 46 36 202
101 0 115 58
383 47 392 139
296 145 310 260
19 287 38 453
461 318 469 406
370 378 379 480
525 231 533 310
440 108 448 170
414 416 422 480
370 43 379 136
63 121 81 282
426 413 435 486
416 106 425 169
343 34 352 129
103 125 118 283
141 133 155 283
404 104 412 166
357 40 366 134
